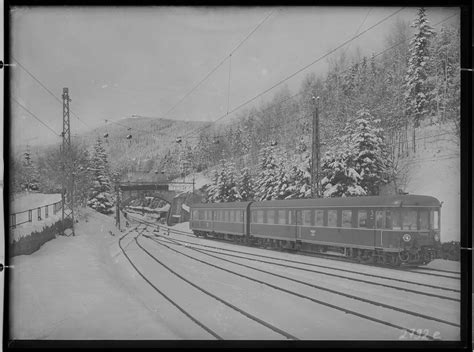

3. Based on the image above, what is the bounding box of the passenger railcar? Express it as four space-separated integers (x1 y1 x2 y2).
190 201 252 242
189 195 441 266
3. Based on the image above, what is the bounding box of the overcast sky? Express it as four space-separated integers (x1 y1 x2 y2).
9 6 458 147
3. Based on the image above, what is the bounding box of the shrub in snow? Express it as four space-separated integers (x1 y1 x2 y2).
10 217 73 257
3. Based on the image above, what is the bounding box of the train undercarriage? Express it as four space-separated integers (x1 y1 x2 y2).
192 230 437 267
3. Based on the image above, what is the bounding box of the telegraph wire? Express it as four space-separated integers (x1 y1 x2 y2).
181 9 457 141
12 96 61 137
160 9 278 120
227 54 232 115
224 8 405 120
182 7 405 140
341 8 372 57
11 56 92 130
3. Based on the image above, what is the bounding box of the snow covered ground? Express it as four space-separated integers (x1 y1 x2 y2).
9 207 461 340
9 208 186 339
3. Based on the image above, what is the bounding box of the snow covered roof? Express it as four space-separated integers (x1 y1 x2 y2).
191 201 252 210
251 195 441 209
191 195 440 210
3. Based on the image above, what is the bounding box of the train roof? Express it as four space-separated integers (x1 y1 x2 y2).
190 195 441 210
191 201 252 210
250 195 441 208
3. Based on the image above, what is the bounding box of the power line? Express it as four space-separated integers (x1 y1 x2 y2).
160 9 278 120
105 119 168 137
227 54 232 115
183 7 406 140
226 8 406 118
12 56 92 130
341 8 372 57
12 96 61 137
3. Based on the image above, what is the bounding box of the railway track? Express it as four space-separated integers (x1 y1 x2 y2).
147 231 459 330
118 225 222 339
132 224 459 340
126 214 460 284
147 232 460 298
119 224 298 340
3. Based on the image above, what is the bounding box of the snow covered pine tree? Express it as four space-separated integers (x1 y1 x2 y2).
321 109 391 197
87 138 115 214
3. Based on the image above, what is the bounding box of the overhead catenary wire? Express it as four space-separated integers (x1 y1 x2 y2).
181 10 458 141
11 56 92 130
227 54 232 115
159 9 278 120
181 7 406 140
12 96 61 137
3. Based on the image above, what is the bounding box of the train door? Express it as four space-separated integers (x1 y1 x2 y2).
375 210 384 248
367 209 376 247
294 210 303 243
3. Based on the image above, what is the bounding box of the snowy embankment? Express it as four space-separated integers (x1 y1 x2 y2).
10 208 180 339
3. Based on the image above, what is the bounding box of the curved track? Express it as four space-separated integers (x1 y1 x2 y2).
126 214 460 290
126 213 459 280
131 224 461 339
118 226 222 339
146 232 459 331
120 225 298 340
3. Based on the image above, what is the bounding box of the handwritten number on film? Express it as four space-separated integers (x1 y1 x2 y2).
399 329 441 340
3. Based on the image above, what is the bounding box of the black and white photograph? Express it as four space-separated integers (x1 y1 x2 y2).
5 4 467 345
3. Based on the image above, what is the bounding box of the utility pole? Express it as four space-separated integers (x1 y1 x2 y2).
62 88 75 235
115 183 121 231
24 145 31 193
311 95 320 198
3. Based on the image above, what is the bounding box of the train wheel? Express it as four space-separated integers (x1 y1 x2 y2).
390 254 401 267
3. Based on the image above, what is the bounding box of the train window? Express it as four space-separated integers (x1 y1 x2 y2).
267 210 275 224
302 210 311 226
278 210 286 224
342 210 352 228
375 210 384 229
402 209 417 230
289 211 296 225
192 210 198 220
385 210 391 229
257 210 264 223
419 210 429 230
315 210 324 226
392 210 402 230
358 210 368 228
328 210 337 227
431 210 439 230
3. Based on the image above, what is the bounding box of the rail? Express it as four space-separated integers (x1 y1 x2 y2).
10 200 63 229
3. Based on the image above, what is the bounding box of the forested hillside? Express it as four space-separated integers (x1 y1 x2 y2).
11 9 460 206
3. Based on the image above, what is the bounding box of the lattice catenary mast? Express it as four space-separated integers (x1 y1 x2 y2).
61 87 75 235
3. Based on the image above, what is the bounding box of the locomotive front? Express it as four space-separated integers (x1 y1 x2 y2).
390 198 442 265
